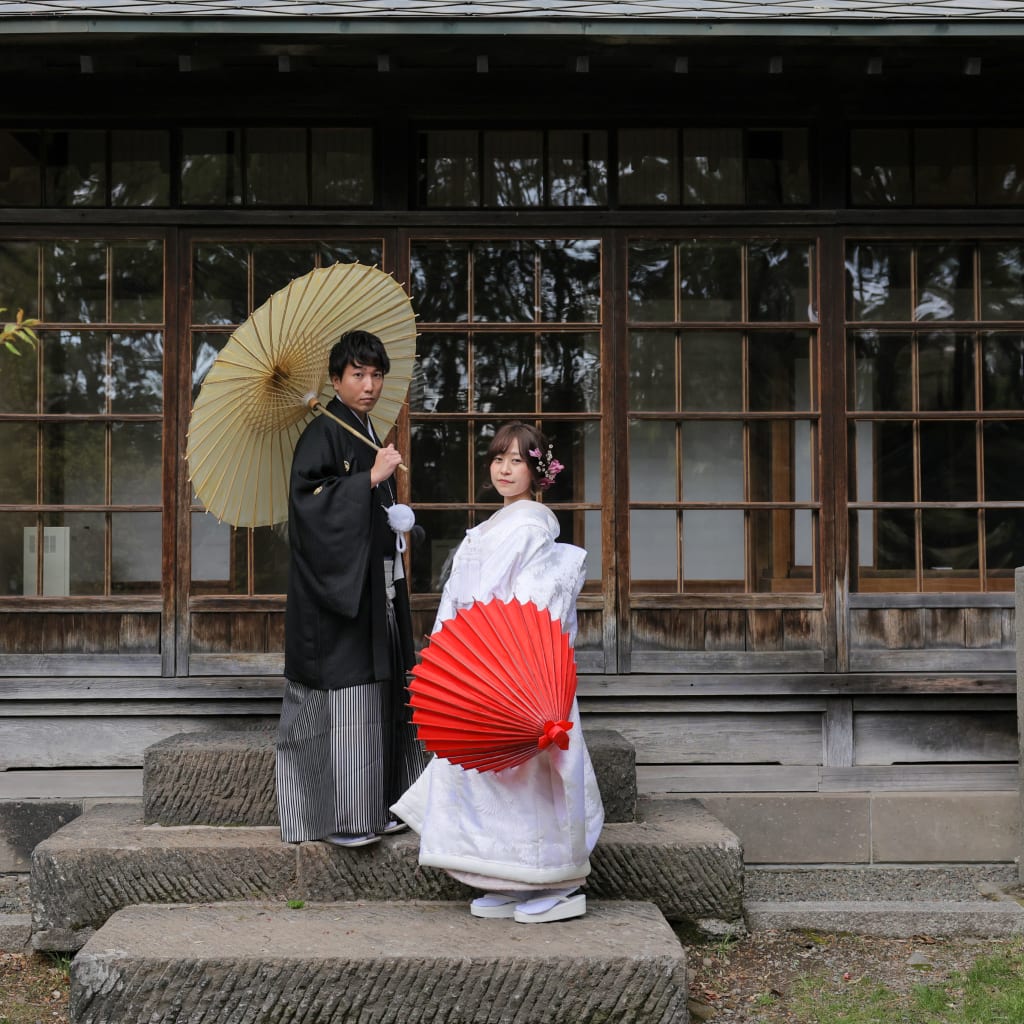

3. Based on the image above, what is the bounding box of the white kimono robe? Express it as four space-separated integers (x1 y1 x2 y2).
392 499 605 888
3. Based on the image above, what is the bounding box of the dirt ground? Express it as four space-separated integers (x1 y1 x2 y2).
1 929 1019 1024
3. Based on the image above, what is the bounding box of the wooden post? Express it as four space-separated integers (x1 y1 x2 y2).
1015 567 1024 884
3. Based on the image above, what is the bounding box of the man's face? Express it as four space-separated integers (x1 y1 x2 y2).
332 361 385 415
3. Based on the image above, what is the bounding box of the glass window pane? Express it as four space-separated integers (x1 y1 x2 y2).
920 421 977 501
684 509 744 585
978 128 1024 205
472 242 534 323
192 330 229 400
749 419 813 503
683 128 743 206
750 508 815 592
312 127 373 205
682 332 742 411
246 127 306 206
252 246 317 308
192 244 248 325
0 241 39 319
548 130 607 207
846 242 912 321
850 129 911 206
629 420 676 501
982 332 1024 409
0 325 39 414
411 509 471 593
541 333 601 413
0 131 41 206
851 508 916 577
680 241 742 321
914 128 974 206
42 423 105 504
111 422 162 505
45 130 105 207
542 419 600 504
628 240 674 322
253 524 289 594
922 509 978 579
915 244 974 321
629 330 676 411
0 512 37 595
190 512 240 594
0 423 36 503
410 242 469 323
320 241 381 268
471 333 534 412
985 509 1024 575
181 128 242 206
618 128 678 206
979 243 1024 320
111 511 161 593
983 421 1024 500
539 239 600 323
43 330 107 414
111 240 163 322
419 131 479 208
44 239 106 323
747 129 810 207
849 331 913 411
749 332 813 412
854 421 914 502
410 421 468 503
110 331 163 414
110 130 170 207
748 241 814 323
43 511 105 595
483 131 542 207
555 508 602 580
631 509 678 582
682 421 743 501
411 333 468 413
918 332 975 411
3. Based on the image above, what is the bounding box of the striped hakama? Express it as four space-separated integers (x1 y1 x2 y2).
276 559 425 843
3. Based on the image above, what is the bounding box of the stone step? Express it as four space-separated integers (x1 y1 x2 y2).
32 797 743 951
71 900 689 1024
745 899 1024 938
143 726 638 826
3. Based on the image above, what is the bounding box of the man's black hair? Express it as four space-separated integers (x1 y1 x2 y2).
328 330 390 378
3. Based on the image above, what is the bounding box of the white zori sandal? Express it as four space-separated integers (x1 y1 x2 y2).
470 892 528 919
513 889 586 924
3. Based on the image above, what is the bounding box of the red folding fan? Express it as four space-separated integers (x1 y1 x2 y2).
409 597 577 773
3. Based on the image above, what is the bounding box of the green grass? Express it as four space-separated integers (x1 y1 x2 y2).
786 943 1024 1024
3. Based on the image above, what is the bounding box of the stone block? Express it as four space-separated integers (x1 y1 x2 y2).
871 792 1021 863
71 901 689 1024
0 800 81 872
143 726 638 826
699 794 871 864
0 914 32 952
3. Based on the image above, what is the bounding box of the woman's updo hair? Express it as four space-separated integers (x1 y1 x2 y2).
485 421 546 493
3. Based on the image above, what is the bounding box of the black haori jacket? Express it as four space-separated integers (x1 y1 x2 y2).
283 396 415 690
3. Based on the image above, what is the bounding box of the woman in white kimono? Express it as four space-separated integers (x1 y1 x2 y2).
392 422 604 924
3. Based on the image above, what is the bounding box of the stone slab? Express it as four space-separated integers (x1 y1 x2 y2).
32 797 743 951
0 913 32 952
71 900 689 1024
745 899 1024 938
0 800 81 872
144 726 638 826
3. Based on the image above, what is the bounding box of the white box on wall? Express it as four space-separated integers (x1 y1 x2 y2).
23 526 70 596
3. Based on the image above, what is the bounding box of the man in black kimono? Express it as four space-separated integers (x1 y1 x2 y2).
276 330 425 847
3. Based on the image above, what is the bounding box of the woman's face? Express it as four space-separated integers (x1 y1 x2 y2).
490 442 533 504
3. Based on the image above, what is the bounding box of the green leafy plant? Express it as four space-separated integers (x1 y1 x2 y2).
1 307 39 358
286 899 305 909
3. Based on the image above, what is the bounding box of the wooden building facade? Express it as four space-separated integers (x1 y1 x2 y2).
1 2 1022 863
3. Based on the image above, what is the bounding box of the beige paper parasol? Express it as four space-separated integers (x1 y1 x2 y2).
186 262 417 528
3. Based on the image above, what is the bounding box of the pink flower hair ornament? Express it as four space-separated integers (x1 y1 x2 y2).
528 445 564 490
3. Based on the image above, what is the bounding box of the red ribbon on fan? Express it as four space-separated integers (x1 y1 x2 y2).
408 597 577 773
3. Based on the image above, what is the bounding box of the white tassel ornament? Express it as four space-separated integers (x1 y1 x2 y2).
386 503 416 552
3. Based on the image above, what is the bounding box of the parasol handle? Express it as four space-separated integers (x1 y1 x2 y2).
307 398 408 473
